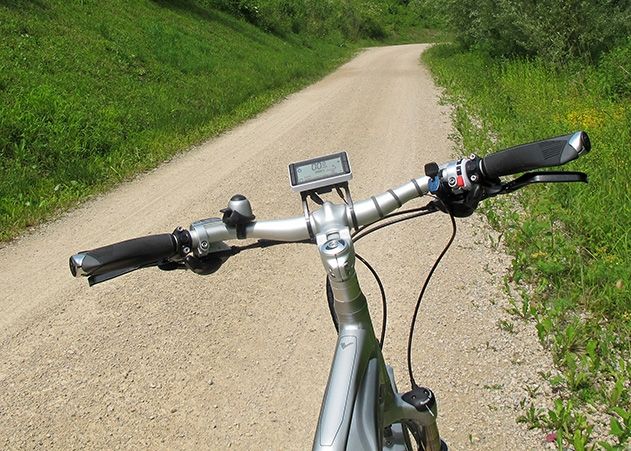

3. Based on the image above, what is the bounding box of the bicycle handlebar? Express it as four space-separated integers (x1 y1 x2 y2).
480 131 590 178
69 130 590 283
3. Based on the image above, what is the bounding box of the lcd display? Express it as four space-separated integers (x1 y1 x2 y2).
295 156 344 184
288 151 352 193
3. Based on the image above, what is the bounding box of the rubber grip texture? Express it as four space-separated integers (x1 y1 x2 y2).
481 133 583 178
79 234 176 276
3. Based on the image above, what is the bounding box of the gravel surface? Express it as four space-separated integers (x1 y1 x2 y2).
0 44 556 450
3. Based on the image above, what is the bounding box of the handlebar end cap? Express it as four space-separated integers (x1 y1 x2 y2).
567 131 591 159
69 253 87 277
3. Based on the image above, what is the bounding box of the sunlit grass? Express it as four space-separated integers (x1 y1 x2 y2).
424 43 631 448
0 0 360 240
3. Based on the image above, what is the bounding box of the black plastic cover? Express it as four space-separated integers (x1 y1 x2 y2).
73 233 177 278
481 132 589 178
402 386 436 412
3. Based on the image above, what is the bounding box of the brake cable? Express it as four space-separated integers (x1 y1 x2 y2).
344 197 458 389
352 204 438 241
324 205 439 347
355 253 387 346
407 198 457 389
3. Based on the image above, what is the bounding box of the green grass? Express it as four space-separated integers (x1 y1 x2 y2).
423 44 631 449
1 0 442 241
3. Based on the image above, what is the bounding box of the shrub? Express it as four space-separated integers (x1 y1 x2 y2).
441 0 631 65
596 39 631 99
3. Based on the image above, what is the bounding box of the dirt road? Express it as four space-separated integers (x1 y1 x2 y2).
0 44 553 449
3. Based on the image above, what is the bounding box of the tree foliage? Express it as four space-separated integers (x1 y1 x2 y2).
442 0 631 64
205 0 447 41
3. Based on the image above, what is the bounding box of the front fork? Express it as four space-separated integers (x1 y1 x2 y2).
317 236 445 451
382 377 445 451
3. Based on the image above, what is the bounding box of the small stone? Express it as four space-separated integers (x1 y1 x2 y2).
170 407 177 413
207 379 214 386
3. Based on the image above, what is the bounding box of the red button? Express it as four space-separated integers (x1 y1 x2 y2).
457 175 464 187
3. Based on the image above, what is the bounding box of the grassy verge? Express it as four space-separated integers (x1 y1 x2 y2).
423 44 630 449
2 0 413 241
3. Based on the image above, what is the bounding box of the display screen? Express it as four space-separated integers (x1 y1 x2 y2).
289 151 351 193
295 156 345 184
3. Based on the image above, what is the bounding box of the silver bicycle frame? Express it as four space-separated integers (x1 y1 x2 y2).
182 176 445 450
311 204 442 451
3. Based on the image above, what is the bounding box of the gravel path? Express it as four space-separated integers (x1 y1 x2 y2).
0 44 554 450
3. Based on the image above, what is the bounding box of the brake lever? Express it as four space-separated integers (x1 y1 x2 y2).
158 248 240 276
89 265 149 286
431 170 587 217
493 171 588 196
183 253 231 275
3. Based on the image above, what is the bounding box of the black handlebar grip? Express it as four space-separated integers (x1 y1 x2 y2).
480 131 590 178
69 233 177 278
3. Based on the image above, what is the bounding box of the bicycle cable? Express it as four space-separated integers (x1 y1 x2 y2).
352 204 437 240
347 205 439 350
325 206 437 346
356 253 387 348
407 198 457 389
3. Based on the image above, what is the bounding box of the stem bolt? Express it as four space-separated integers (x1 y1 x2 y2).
325 239 341 250
201 241 209 250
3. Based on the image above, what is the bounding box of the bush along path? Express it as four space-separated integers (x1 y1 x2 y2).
423 43 631 450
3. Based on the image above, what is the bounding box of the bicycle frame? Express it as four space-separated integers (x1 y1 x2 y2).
313 226 442 451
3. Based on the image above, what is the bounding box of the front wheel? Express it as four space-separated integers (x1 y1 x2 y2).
400 422 448 451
